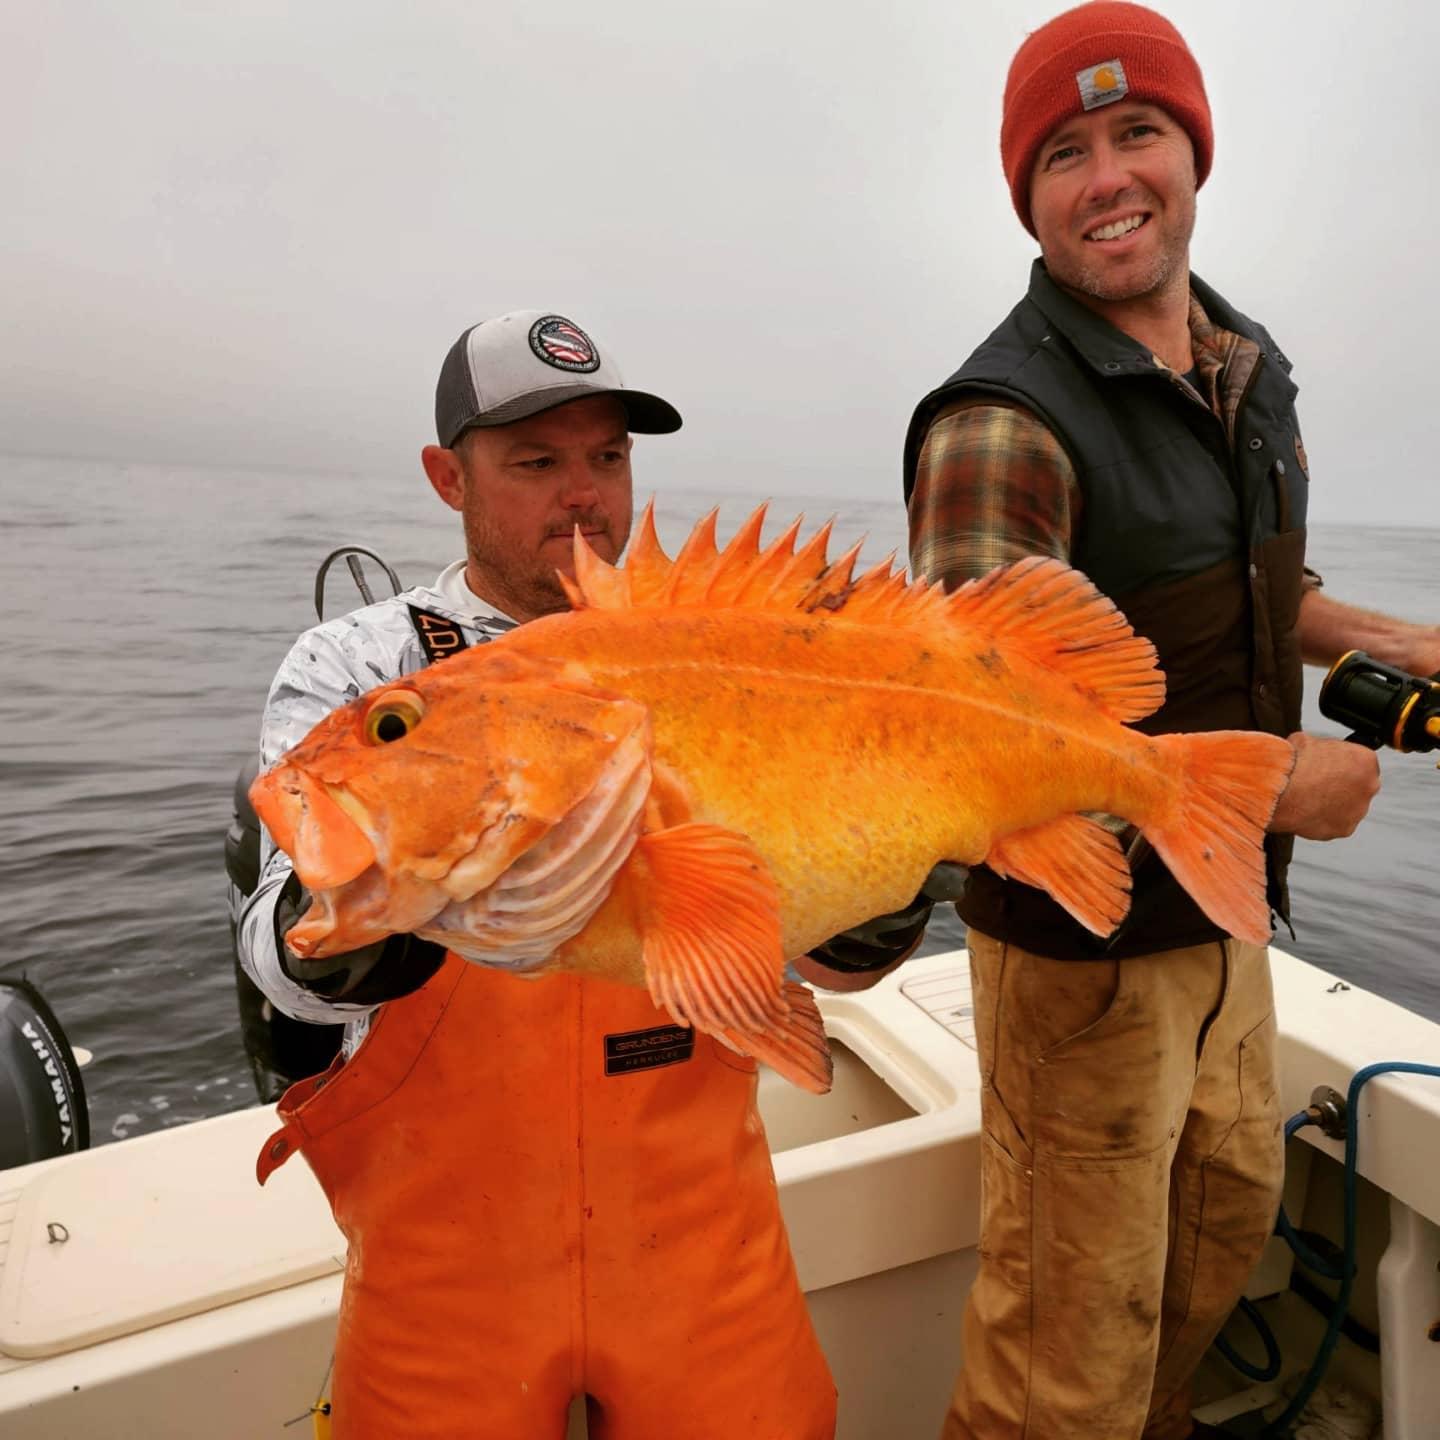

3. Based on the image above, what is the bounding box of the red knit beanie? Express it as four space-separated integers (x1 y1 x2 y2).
1001 1 1212 234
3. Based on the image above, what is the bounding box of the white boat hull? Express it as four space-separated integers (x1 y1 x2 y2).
1 947 1436 1438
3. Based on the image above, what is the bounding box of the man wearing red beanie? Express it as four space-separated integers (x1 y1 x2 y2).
903 3 1440 1437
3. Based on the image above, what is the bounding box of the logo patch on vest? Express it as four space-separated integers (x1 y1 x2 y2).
529 315 601 373
604 1023 695 1075
1294 433 1309 474
1076 58 1128 110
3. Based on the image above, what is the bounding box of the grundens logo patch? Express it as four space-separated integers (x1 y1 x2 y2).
1076 58 1128 111
604 1023 695 1076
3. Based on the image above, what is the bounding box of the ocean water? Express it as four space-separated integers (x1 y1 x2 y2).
2 453 1437 1148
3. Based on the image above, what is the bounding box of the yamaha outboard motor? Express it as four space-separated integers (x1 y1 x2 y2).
0 977 89 1169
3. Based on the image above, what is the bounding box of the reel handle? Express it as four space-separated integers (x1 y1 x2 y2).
1342 730 1384 751
1319 650 1440 754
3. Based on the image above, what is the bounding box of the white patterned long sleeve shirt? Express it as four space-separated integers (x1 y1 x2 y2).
235 565 517 1043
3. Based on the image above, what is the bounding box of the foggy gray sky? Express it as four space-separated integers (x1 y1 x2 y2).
4 1 1437 524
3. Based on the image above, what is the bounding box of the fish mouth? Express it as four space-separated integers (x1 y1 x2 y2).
251 763 549 958
249 767 378 890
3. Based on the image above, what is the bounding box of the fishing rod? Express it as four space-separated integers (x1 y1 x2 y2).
1319 650 1440 756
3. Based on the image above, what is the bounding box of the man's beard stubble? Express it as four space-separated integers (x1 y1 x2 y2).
463 507 617 621
1049 187 1196 307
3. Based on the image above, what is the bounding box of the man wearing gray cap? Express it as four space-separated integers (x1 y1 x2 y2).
238 310 837 1438
419 310 683 625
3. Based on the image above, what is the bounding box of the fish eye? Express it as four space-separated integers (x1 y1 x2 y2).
363 690 426 745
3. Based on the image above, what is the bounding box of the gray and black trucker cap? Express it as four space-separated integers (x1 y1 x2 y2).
435 310 683 447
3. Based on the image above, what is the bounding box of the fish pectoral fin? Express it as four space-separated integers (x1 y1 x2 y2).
632 823 787 1034
986 813 1131 937
721 982 834 1094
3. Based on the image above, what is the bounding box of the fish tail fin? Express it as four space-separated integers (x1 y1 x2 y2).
1144 731 1296 944
721 982 833 1094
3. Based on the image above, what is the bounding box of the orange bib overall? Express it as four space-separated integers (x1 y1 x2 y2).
259 958 835 1439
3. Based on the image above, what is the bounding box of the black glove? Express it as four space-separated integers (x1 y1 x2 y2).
806 862 969 974
918 860 970 903
274 873 446 1005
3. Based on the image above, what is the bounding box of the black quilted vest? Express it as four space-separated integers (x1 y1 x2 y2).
904 261 1309 959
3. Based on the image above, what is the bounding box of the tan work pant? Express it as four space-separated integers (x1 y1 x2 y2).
943 931 1284 1440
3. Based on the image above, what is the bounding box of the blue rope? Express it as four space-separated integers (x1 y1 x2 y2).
1257 1061 1440 1438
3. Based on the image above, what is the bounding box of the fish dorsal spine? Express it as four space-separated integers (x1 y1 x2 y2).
561 503 1164 724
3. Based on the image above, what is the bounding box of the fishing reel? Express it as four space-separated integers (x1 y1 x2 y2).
1319 650 1440 754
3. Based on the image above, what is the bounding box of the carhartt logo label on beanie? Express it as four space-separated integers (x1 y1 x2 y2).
1076 58 1128 110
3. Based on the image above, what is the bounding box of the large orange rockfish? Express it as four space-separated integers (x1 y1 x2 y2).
251 505 1295 1093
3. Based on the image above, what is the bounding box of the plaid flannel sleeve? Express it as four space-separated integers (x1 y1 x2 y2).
907 399 1080 590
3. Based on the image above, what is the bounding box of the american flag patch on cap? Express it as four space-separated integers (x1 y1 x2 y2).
1076 59 1128 111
